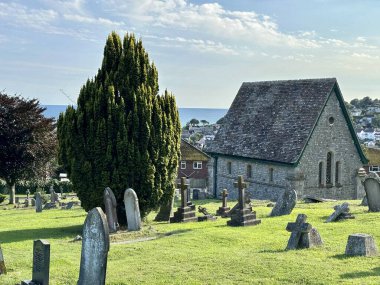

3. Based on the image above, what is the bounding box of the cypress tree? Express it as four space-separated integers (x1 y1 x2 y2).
57 32 181 221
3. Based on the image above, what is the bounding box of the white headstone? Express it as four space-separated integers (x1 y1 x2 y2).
124 188 142 231
77 207 110 285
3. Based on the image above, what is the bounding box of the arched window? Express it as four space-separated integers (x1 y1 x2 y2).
319 162 323 186
227 161 232 174
335 161 341 185
326 152 332 185
269 167 274 182
247 164 252 178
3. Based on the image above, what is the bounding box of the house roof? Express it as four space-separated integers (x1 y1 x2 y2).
180 139 210 161
206 78 367 164
365 147 380 165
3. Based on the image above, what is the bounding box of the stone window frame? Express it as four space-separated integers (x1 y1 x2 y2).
247 164 252 178
180 161 186 169
227 161 232 175
193 161 202 169
318 161 325 187
325 150 336 188
269 167 274 182
335 160 342 187
369 165 380 172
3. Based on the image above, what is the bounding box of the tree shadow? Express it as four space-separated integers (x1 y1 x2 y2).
341 267 380 279
0 225 82 243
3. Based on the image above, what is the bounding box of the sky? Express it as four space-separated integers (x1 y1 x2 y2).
0 0 380 108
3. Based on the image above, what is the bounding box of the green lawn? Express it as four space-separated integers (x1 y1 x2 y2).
0 199 379 284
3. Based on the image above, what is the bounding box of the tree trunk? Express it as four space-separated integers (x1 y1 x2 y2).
8 183 15 204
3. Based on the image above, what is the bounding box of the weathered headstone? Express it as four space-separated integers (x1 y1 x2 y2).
286 214 322 250
198 206 217 221
43 203 56 210
77 207 110 285
0 243 6 275
325 202 355 223
21 240 50 285
363 173 380 212
104 187 119 233
31 198 36 207
216 189 230 217
154 196 174 222
270 186 297 217
124 188 142 231
49 186 56 203
65 202 74 210
345 233 378 256
35 192 43 213
170 177 197 223
227 176 261 227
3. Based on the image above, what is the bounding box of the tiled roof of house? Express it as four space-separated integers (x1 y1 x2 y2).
181 139 210 161
365 147 380 165
206 78 345 164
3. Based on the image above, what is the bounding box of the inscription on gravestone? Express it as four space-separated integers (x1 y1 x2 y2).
21 240 50 285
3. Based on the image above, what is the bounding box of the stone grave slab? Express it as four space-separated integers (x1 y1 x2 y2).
363 173 380 212
21 239 50 285
124 188 142 231
227 176 261 227
270 186 297 217
170 177 197 223
104 187 119 233
345 233 378 256
77 207 110 285
303 195 337 203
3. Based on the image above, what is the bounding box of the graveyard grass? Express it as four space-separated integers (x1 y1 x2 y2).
1 200 380 284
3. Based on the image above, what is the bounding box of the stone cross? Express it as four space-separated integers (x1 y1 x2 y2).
177 177 189 208
35 192 43 213
234 176 247 209
78 207 110 285
124 188 142 231
21 240 50 285
286 214 312 250
104 187 119 233
0 243 6 275
222 189 228 208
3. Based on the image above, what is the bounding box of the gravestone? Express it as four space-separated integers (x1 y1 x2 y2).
270 185 297 217
124 188 142 231
65 202 74 210
104 187 119 233
170 177 198 223
154 196 174 222
363 173 380 212
78 207 110 285
43 203 56 210
227 176 261 227
325 202 355 223
197 206 217 222
360 195 368 206
49 186 56 203
31 198 36 207
15 197 20 204
286 214 322 250
35 192 43 213
0 243 6 275
345 234 378 256
216 189 230 217
21 239 50 285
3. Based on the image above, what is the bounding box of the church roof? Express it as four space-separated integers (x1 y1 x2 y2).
206 78 367 164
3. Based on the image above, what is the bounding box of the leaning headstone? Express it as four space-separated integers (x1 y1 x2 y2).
285 214 322 250
0 243 6 275
124 188 142 231
270 186 297 217
104 187 119 233
363 173 380 212
65 202 74 210
216 189 230 217
78 207 110 285
325 202 354 223
170 177 197 223
227 176 261 227
198 206 217 222
21 240 50 285
35 192 43 213
43 203 56 210
345 233 378 256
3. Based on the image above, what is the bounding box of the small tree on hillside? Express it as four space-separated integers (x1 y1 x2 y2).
200 119 209 126
189 118 199 126
0 93 56 204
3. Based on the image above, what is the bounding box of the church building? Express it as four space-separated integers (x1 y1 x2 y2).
205 78 367 200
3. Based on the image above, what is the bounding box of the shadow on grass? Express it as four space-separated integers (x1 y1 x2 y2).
340 267 380 279
258 249 286 253
0 225 82 243
159 229 192 237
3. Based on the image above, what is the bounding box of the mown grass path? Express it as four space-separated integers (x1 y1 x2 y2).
0 200 379 284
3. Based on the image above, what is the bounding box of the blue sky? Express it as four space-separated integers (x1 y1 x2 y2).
1 0 379 108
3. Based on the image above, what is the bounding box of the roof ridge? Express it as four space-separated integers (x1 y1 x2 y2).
242 78 337 85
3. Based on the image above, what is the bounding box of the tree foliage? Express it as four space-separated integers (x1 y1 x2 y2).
0 92 56 203
57 32 181 220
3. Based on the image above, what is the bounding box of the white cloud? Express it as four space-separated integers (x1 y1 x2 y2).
63 14 124 26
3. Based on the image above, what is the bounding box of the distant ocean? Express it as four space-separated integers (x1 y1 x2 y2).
43 105 228 126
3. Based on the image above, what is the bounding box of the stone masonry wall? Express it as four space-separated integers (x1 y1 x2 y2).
297 91 363 199
214 156 293 201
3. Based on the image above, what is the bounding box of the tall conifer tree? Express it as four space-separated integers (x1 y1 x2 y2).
57 32 181 220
